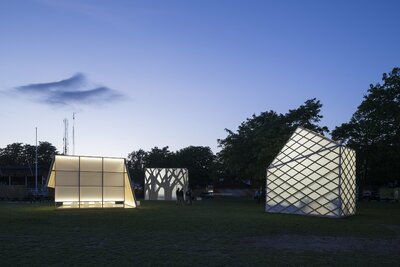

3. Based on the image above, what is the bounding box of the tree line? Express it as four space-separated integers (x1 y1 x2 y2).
332 68 400 190
126 146 215 188
0 142 57 170
1 68 399 190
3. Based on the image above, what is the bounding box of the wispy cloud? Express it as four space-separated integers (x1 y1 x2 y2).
13 73 123 106
16 73 86 93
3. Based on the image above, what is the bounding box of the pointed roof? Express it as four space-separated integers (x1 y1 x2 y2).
268 127 340 169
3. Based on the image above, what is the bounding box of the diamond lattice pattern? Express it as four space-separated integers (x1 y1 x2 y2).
266 127 356 217
340 147 356 216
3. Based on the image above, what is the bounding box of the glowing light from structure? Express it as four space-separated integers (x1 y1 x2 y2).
47 155 136 208
266 127 356 218
144 168 188 201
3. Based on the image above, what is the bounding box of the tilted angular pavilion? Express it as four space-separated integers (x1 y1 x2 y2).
47 155 136 208
144 168 188 200
266 127 356 217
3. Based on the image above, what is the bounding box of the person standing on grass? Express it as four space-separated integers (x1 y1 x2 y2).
179 188 184 205
255 188 264 204
176 188 181 205
186 188 192 205
254 189 260 203
189 189 193 205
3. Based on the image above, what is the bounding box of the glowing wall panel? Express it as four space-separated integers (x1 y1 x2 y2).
144 168 188 201
80 157 102 171
56 187 79 202
339 147 356 215
47 155 136 208
80 172 102 186
266 127 356 218
103 187 124 201
80 187 102 201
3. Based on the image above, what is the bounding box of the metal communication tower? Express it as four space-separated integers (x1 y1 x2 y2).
35 127 38 194
63 118 69 155
72 112 75 155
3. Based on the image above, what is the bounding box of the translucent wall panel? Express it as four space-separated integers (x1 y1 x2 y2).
144 168 189 201
266 127 356 218
80 157 102 172
124 172 135 207
80 187 102 201
56 156 79 171
157 188 165 200
56 172 79 186
340 147 356 216
104 173 124 187
80 172 102 186
103 158 124 172
272 130 336 167
56 187 79 201
104 187 124 201
47 159 55 188
47 155 136 208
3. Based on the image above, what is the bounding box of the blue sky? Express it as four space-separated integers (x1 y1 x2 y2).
0 0 399 157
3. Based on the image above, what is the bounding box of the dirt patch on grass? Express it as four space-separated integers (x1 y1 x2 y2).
244 234 400 254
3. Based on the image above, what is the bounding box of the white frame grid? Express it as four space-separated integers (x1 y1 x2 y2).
47 155 137 208
266 127 356 218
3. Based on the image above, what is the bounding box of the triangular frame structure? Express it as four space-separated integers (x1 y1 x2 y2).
144 168 189 201
266 127 356 218
47 155 136 208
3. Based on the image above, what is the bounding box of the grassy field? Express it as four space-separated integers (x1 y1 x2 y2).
0 199 399 266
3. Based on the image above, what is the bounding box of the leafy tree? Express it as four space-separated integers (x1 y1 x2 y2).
127 147 176 186
127 149 148 186
127 149 147 170
127 146 216 189
218 98 328 187
0 143 25 166
145 146 176 168
286 98 329 133
332 67 400 189
0 142 58 170
174 146 215 188
37 142 58 167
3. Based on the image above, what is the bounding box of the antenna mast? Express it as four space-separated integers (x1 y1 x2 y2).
72 112 75 155
35 127 38 195
63 118 69 155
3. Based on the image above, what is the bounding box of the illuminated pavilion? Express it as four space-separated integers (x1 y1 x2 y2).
47 155 136 208
266 127 356 218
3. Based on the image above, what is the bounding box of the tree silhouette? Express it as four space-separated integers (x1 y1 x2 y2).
144 168 188 200
332 67 400 189
218 98 328 186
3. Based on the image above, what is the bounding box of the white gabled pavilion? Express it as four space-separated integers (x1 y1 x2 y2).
47 155 136 208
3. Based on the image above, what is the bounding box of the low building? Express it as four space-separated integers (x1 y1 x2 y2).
0 166 48 200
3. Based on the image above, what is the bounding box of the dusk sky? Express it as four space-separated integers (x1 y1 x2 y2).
1 0 399 157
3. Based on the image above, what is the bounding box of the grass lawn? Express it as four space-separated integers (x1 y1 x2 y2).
0 199 399 266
